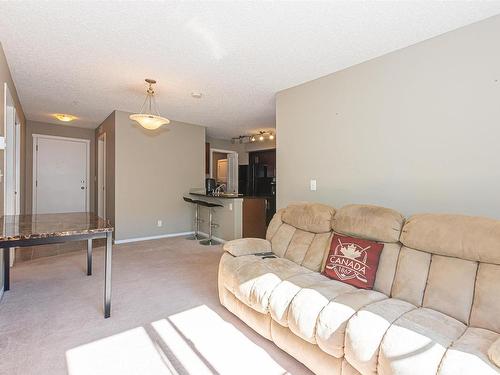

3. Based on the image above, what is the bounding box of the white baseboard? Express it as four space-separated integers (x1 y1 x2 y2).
114 231 227 245
198 232 227 244
114 231 194 244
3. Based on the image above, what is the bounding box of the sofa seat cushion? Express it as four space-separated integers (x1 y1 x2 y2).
269 272 331 327
287 279 356 344
489 337 500 369
378 307 466 374
219 253 261 293
344 298 416 374
490 337 500 369
232 257 312 314
439 327 499 374
271 320 343 375
315 289 388 358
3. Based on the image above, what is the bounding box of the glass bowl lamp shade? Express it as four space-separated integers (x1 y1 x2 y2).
129 79 170 130
129 113 169 130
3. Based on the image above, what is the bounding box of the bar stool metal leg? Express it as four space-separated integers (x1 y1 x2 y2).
186 202 206 240
200 207 221 246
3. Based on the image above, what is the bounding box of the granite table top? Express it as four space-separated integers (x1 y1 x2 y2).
0 212 113 242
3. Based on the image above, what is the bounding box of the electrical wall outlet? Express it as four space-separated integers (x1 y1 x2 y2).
310 179 317 191
157 220 163 227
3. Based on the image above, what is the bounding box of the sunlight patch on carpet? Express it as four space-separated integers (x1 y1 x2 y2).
66 327 173 375
153 304 290 375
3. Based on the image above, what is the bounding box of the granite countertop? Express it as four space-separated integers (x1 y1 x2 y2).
189 190 274 200
189 191 245 199
0 212 113 242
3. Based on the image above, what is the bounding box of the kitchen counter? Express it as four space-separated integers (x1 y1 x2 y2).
189 190 274 200
186 189 273 240
189 190 244 199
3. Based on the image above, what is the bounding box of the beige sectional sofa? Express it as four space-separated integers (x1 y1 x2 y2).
218 203 500 374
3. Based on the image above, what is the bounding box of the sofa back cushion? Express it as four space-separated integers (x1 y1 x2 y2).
332 204 404 243
332 204 405 296
394 213 500 330
400 213 500 264
282 203 335 233
266 203 336 272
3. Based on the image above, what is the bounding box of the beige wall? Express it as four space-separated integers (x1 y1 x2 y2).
1 42 26 292
114 110 205 241
96 112 115 227
276 15 500 219
24 120 96 215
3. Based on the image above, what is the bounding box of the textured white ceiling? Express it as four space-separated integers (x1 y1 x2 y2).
0 2 499 138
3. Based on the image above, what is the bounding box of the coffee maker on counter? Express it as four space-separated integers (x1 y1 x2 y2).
205 178 216 195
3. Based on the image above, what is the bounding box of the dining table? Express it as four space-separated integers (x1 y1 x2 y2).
0 212 114 318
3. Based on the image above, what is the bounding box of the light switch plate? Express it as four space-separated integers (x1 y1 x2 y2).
310 179 317 191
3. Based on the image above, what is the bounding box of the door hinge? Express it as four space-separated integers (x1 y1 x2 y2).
35 180 38 187
36 144 38 152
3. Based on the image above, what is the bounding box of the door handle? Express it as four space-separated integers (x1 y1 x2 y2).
81 186 85 190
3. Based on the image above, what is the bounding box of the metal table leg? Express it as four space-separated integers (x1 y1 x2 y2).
3 248 9 291
87 239 92 276
104 231 112 318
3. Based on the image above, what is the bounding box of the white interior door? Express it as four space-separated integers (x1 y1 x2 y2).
33 135 89 214
97 133 106 219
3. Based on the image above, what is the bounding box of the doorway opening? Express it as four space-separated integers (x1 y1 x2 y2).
246 149 276 225
209 148 238 193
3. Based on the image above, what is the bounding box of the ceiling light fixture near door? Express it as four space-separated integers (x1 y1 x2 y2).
129 79 170 130
54 113 77 122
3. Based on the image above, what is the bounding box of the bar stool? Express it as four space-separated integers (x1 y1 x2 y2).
197 200 223 246
183 196 206 240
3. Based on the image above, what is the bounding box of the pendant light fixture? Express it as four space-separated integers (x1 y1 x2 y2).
129 78 170 130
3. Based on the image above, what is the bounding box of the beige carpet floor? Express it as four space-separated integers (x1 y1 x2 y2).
0 237 312 375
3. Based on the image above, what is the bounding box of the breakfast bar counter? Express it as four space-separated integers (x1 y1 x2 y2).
188 190 271 240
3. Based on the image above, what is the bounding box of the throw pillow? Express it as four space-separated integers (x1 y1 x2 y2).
323 234 384 289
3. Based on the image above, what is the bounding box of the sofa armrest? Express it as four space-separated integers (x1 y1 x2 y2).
223 238 272 257
489 337 500 367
